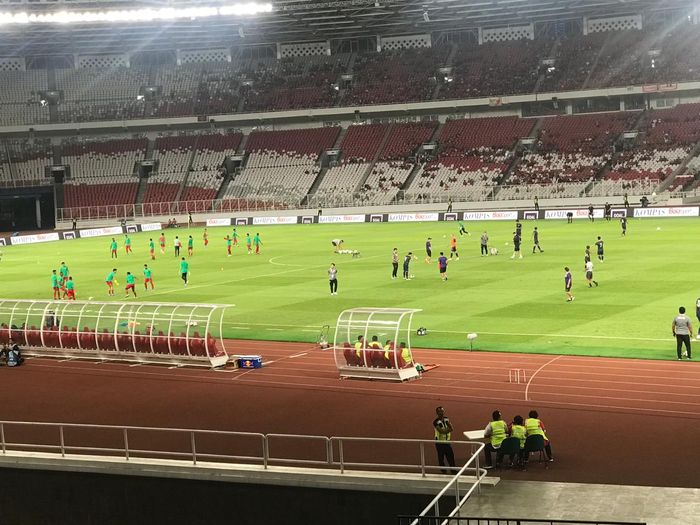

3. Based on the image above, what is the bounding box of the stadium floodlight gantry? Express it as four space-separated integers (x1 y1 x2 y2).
0 299 230 368
333 307 421 382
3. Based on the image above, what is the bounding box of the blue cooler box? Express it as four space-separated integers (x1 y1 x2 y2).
237 355 263 369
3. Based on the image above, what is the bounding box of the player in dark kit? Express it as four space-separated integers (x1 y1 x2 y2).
588 204 595 222
403 252 414 280
532 227 543 254
515 220 522 238
604 202 612 221
438 252 448 281
620 217 627 236
564 267 574 302
511 231 522 259
584 245 591 268
425 237 432 263
595 236 604 262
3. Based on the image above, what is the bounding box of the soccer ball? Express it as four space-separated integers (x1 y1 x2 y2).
656 227 661 231
88 296 94 300
504 242 509 246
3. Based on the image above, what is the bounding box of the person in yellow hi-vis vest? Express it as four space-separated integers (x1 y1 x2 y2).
483 410 509 469
433 406 457 474
525 410 554 462
354 335 365 360
509 415 527 467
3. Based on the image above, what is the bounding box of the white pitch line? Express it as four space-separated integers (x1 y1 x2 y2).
525 355 563 401
268 256 306 267
265 328 284 331
230 326 251 330
290 352 308 359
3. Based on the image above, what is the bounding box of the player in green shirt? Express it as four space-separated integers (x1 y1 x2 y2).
225 235 232 256
458 221 469 236
253 233 262 255
64 276 76 300
187 235 194 256
179 258 189 286
110 238 118 258
143 264 154 290
59 262 69 286
125 235 132 254
148 239 156 260
105 268 117 296
125 271 137 298
51 270 60 300
232 229 239 246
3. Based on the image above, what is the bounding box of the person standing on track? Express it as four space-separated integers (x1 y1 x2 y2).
433 406 457 474
328 263 338 295
391 248 399 279
672 306 692 360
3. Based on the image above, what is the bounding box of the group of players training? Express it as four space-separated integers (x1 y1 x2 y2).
49 228 264 300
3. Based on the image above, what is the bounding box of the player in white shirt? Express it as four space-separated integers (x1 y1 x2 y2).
585 260 598 287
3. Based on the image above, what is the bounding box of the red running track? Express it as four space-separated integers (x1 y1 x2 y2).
1 340 698 488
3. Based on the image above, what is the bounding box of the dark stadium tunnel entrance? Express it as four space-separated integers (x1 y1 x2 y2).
0 187 54 231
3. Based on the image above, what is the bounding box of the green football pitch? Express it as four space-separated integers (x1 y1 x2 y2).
1 217 696 360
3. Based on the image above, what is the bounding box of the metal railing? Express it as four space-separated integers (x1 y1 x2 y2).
398 518 647 525
407 442 487 525
54 178 683 224
0 420 484 478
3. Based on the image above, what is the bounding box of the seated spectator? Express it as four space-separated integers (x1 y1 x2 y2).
354 335 365 360
506 415 527 467
368 335 382 349
399 341 412 368
483 410 509 469
6 339 24 367
525 410 554 462
0 344 7 366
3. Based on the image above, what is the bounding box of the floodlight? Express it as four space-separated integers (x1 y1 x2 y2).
0 3 273 25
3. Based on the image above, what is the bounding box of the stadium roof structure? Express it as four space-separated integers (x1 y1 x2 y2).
0 0 694 56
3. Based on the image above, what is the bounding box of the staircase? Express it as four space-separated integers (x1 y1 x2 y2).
236 132 249 155
432 43 458 100
658 140 700 192
332 126 348 150
399 161 425 193
214 176 231 201
134 176 149 205
354 124 393 192
144 137 156 160
174 136 199 202
493 118 543 191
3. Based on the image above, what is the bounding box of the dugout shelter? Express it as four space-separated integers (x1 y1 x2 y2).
0 299 230 368
333 307 421 381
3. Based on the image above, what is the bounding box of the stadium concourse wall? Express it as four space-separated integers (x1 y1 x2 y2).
2 204 699 247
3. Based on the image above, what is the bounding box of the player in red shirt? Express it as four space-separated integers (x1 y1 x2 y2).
203 228 209 247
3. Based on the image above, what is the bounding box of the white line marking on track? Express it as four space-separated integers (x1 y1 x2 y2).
290 352 308 359
525 355 563 402
436 329 670 343
129 363 142 367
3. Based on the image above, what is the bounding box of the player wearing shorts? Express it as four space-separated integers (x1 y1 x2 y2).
532 227 543 253
449 235 459 260
143 264 154 290
253 233 262 254
225 235 232 256
203 229 209 247
180 258 189 286
620 217 627 236
124 235 132 254
105 269 117 296
232 229 239 246
65 276 76 300
187 235 194 256
588 204 595 222
515 220 522 238
159 233 166 255
564 267 574 302
425 237 432 263
391 248 399 279
50 270 60 300
584 245 591 267
59 262 69 286
148 239 155 260
246 233 252 254
595 236 604 262
458 221 469 236
480 232 489 256
438 252 448 281
585 260 598 287
125 272 137 298
174 236 182 257
403 252 413 280
110 238 118 258
511 232 522 259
